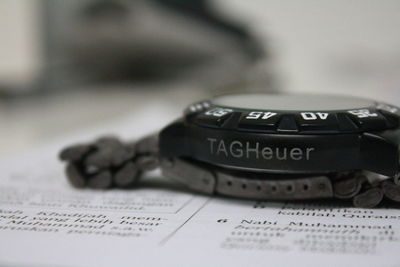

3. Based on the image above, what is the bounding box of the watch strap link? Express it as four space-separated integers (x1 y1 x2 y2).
59 134 159 189
161 157 400 208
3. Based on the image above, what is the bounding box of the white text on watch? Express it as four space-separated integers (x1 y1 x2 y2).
207 138 315 161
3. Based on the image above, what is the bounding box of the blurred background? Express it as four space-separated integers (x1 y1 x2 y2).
0 0 400 158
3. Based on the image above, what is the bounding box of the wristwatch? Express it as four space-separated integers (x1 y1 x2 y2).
59 93 400 208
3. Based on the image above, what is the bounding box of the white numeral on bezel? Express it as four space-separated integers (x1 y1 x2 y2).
300 112 329 120
246 111 277 120
348 109 378 118
205 108 233 117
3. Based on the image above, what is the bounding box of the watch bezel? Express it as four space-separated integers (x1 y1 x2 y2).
185 94 399 135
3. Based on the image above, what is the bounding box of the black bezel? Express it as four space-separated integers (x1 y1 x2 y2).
160 94 400 177
190 94 400 134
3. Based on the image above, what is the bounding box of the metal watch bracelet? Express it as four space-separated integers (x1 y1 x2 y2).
59 134 400 208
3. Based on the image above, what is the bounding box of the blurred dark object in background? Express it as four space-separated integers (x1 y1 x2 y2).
38 0 271 94
0 0 274 157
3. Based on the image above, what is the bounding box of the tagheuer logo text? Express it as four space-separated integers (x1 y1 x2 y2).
207 138 314 161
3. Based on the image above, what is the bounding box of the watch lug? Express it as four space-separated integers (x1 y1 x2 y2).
159 118 187 158
360 131 399 177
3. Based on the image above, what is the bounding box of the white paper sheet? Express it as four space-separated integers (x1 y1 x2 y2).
1 109 399 267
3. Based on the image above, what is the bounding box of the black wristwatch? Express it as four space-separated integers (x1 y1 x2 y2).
59 93 400 208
